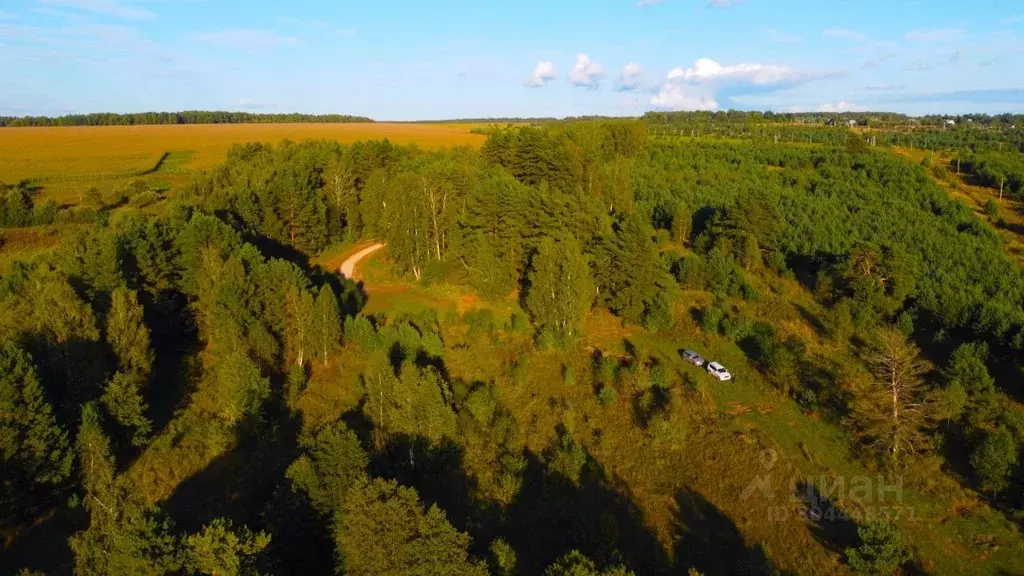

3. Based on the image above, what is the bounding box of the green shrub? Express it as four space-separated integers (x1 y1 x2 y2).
984 198 999 218
642 292 674 332
130 190 161 209
970 426 1018 493
700 306 725 334
844 520 910 575
344 315 380 350
562 364 575 387
597 384 618 406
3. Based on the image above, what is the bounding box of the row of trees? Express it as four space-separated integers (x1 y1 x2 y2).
0 111 373 127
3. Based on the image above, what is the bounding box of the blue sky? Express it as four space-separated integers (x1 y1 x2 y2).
1 0 1023 119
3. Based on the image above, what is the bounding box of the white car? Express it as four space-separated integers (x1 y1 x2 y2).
706 361 732 381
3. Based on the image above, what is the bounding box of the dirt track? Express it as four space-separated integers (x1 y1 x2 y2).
339 243 384 279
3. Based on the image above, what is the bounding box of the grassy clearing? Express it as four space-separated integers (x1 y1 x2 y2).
327 250 1024 575
0 123 487 205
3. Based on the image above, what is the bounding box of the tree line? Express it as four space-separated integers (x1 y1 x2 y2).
0 111 373 127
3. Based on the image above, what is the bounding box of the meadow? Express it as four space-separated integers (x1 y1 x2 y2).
0 122 487 205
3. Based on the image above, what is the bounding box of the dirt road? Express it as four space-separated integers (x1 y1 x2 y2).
340 243 384 279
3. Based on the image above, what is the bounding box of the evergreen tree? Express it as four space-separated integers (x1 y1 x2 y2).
286 420 369 515
69 404 180 575
844 520 910 575
179 518 270 576
0 342 72 524
849 329 936 467
334 478 488 576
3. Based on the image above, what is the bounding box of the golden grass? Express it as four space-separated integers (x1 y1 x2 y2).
0 123 487 204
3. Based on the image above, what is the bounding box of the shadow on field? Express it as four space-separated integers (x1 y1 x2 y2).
672 488 787 576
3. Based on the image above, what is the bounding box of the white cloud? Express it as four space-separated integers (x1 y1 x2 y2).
37 0 155 20
568 53 606 88
650 84 717 110
0 11 17 19
524 61 557 87
904 27 964 42
617 62 643 90
637 0 664 6
194 29 300 51
650 57 818 111
666 57 804 85
1003 14 1024 24
819 101 868 113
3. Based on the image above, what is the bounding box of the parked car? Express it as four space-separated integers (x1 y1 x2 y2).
681 349 705 366
706 361 732 381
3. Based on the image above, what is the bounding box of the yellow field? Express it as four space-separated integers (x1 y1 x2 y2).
0 122 487 204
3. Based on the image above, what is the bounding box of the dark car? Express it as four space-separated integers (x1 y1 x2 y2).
681 349 705 367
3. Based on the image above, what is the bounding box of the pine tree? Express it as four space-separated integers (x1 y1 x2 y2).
179 518 270 576
849 328 936 467
334 478 488 576
106 286 154 376
285 420 369 515
69 404 180 576
0 343 72 524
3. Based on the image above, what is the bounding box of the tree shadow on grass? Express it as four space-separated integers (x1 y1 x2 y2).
505 450 672 576
793 480 860 556
164 396 304 534
672 489 787 576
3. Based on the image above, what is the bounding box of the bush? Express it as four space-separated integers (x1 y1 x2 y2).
130 190 161 209
465 308 496 336
83 186 103 208
344 315 380 350
984 198 999 218
562 364 575 387
700 306 725 334
535 327 557 350
970 426 1018 493
32 200 58 225
844 520 910 575
597 384 618 406
642 293 674 332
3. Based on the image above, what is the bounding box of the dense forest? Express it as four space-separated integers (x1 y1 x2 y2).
0 112 374 128
2 120 1023 575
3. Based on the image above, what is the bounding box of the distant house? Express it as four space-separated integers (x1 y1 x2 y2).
847 120 858 127
945 119 956 126
825 118 837 127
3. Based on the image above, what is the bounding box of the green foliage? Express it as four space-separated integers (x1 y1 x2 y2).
543 550 635 576
286 420 369 515
0 342 72 524
945 342 1000 427
844 520 911 575
180 518 270 576
488 538 518 576
970 426 1018 493
525 237 594 340
345 315 381 350
546 424 589 484
591 214 671 324
335 478 488 576
597 385 618 406
69 404 180 576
